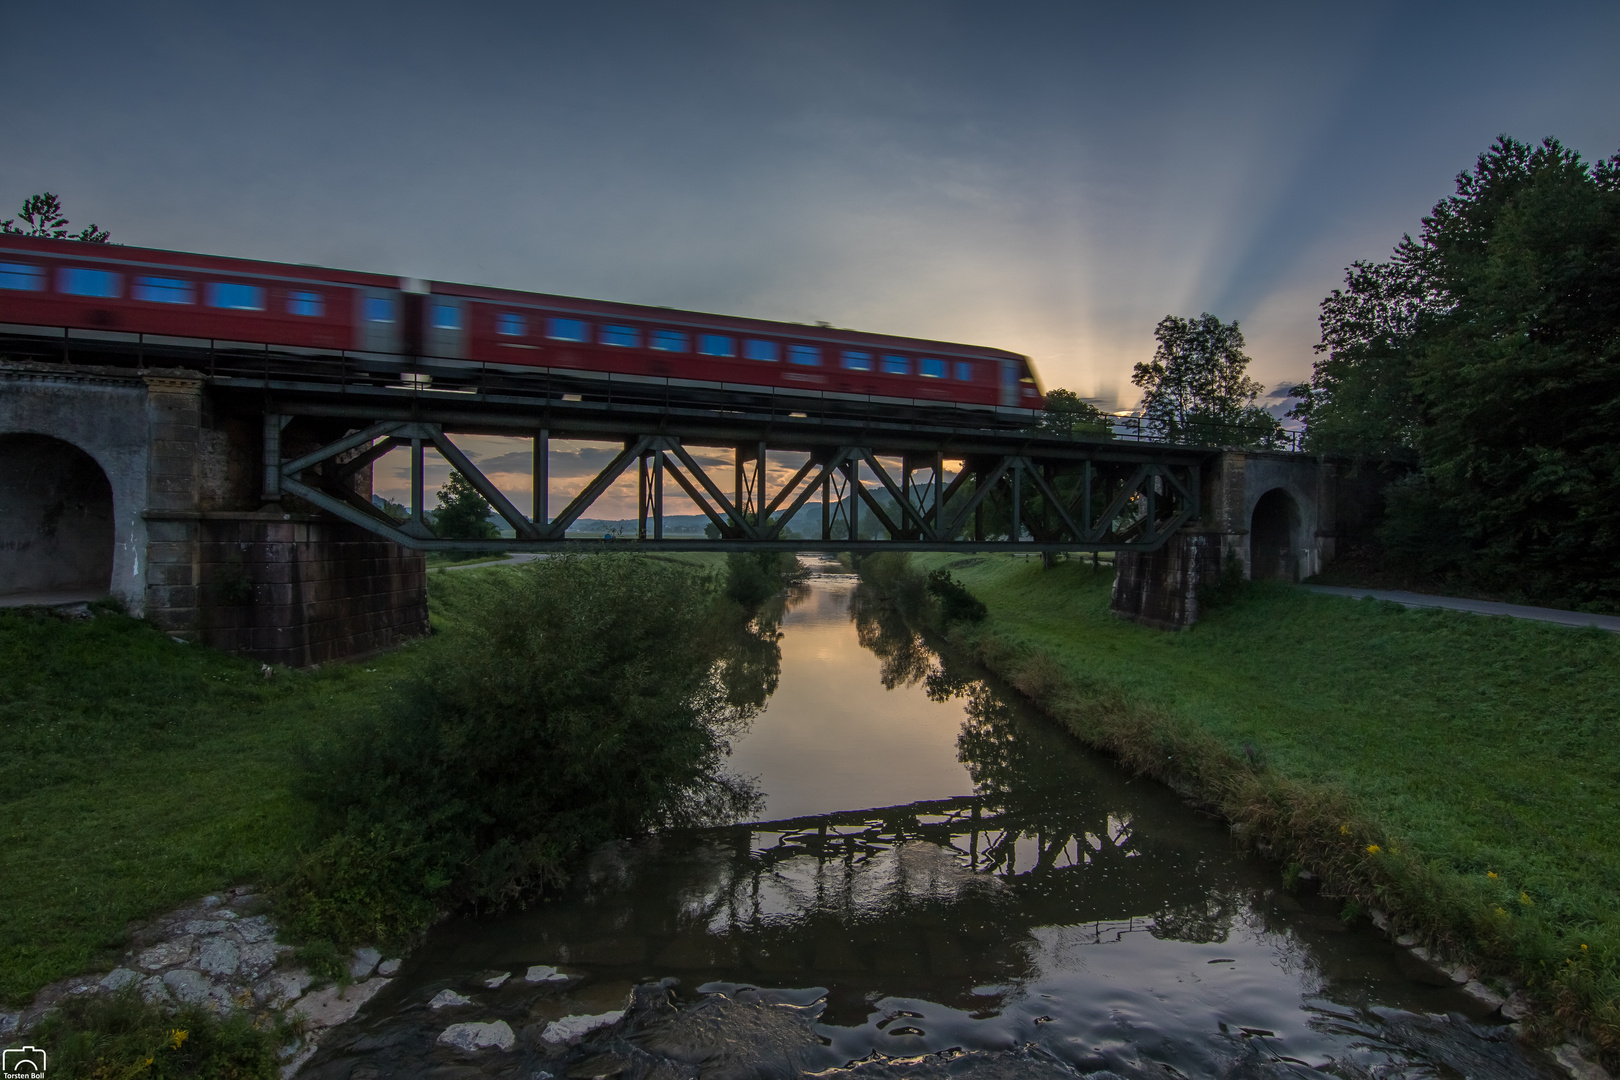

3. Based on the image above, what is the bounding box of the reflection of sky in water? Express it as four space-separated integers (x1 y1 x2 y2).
366 572 1560 1079
723 570 976 820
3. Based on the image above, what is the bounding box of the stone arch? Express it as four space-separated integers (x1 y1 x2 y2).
1249 486 1302 582
0 433 117 600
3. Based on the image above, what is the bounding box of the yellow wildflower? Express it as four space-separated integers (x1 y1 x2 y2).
1340 824 1350 835
1519 892 1533 906
1582 944 1589 951
169 1028 189 1050
1366 844 1381 854
1487 871 1498 879
1495 906 1507 916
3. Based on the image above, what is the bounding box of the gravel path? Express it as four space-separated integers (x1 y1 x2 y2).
1304 585 1620 633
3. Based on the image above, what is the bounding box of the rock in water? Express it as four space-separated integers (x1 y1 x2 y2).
428 989 472 1009
525 964 570 983
437 1020 516 1053
541 1010 625 1045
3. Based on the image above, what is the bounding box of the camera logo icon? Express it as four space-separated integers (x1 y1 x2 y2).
2 1045 47 1077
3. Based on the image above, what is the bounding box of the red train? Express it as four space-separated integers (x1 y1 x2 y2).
0 235 1044 410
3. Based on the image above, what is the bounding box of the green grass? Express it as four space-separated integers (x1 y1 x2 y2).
918 553 1620 1054
0 605 423 1007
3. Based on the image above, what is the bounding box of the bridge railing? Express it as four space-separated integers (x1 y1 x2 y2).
1104 414 1304 453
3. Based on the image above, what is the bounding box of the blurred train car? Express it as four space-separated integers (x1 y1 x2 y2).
0 235 1045 412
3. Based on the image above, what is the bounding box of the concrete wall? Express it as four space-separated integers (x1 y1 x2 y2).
1112 450 1352 628
1 358 427 662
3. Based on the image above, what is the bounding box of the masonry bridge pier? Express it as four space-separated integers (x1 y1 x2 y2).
1 345 1371 662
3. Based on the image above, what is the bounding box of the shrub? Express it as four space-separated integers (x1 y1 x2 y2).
926 569 987 623
33 988 283 1079
284 555 760 948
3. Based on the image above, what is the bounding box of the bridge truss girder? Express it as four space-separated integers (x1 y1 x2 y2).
269 411 1201 554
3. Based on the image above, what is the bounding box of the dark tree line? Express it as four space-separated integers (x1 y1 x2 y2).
1291 136 1620 608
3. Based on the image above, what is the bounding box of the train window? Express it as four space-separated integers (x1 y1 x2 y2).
208 282 266 310
497 312 526 336
953 360 973 381
919 357 946 378
882 354 909 375
600 324 639 347
744 339 779 362
0 262 46 290
698 333 735 357
650 329 687 352
788 344 820 366
133 276 194 304
365 296 397 323
288 291 324 317
432 304 462 330
841 350 872 371
547 317 587 341
58 267 121 298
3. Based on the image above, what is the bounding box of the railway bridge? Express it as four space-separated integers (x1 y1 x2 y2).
1 337 1357 661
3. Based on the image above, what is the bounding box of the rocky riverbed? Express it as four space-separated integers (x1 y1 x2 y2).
0 886 404 1077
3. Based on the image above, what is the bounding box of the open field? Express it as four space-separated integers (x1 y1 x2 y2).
916 553 1620 1055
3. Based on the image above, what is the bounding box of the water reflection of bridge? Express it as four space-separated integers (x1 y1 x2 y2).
741 794 1140 880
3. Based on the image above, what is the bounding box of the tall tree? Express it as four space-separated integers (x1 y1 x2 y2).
1037 388 1114 438
1 192 110 242
432 472 500 540
1132 313 1275 444
1289 243 1441 461
1294 135 1620 605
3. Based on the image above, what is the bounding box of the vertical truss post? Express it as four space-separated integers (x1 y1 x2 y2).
638 452 649 541
653 449 664 540
534 428 548 527
974 468 985 543
847 457 860 540
262 413 285 502
756 441 767 529
1144 470 1158 542
410 437 425 531
901 461 913 541
1011 462 1022 543
934 452 944 533
821 469 831 541
1082 460 1092 538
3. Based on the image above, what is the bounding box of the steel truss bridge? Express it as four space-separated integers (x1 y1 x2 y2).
2 329 1232 553
240 355 1211 555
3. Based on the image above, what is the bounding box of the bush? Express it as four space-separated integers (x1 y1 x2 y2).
723 550 806 606
284 556 760 948
926 569 987 624
33 988 283 1079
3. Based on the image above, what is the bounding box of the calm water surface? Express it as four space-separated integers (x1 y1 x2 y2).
305 561 1558 1079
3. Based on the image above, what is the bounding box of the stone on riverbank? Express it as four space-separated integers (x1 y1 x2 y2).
290 977 391 1029
437 1020 516 1053
349 946 382 979
98 968 141 992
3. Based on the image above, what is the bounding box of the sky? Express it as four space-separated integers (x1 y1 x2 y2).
8 1 1618 517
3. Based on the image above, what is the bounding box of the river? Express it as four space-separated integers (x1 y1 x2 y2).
301 559 1560 1079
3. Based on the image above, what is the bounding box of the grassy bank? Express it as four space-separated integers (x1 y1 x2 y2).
0 551 775 1010
0 604 417 1006
907 553 1620 1062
